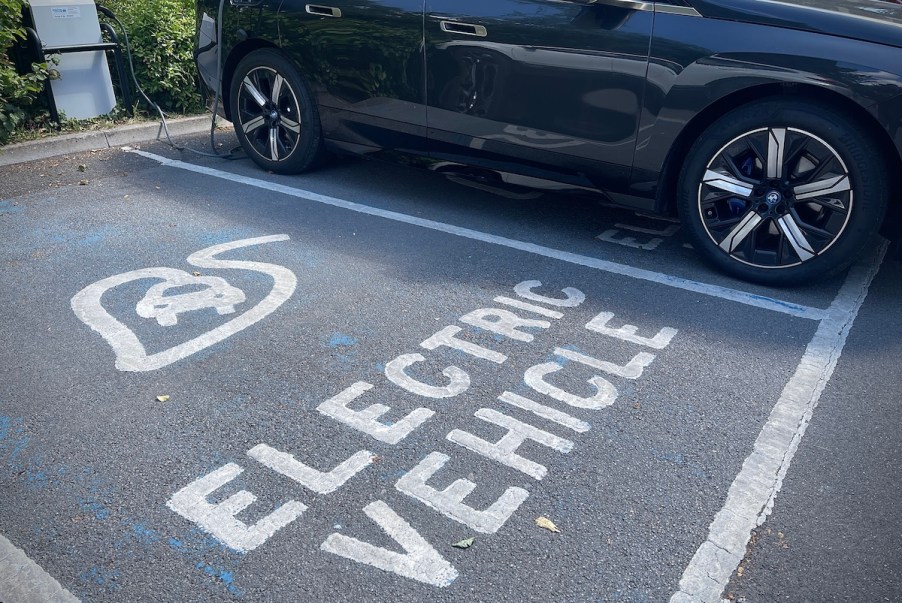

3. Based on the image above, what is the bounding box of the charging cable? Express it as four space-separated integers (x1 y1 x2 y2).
97 1 240 159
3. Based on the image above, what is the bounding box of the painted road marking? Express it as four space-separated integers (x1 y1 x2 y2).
124 149 827 321
597 221 681 250
446 407 575 480
166 281 681 585
247 445 375 495
119 148 887 598
0 533 79 603
166 463 308 553
394 451 530 535
0 147 884 600
318 381 437 445
70 235 295 371
135 273 245 326
320 500 459 588
670 242 887 603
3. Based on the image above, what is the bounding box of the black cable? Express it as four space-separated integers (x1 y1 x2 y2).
206 0 243 158
97 1 241 159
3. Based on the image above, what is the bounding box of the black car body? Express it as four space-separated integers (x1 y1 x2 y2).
195 0 902 284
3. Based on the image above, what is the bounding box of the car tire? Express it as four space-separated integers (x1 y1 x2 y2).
677 100 888 285
230 49 325 174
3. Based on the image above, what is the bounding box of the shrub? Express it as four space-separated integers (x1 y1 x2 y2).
0 0 201 142
0 0 56 144
102 0 204 114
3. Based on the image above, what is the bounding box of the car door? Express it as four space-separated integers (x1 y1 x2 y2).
277 0 427 153
424 0 653 193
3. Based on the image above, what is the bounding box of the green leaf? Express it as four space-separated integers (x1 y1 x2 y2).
451 537 475 549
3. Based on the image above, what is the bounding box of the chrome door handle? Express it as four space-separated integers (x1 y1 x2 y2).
440 21 488 37
306 4 342 17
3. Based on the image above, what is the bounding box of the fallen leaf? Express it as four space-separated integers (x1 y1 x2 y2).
633 402 641 410
192 271 201 277
370 455 381 463
78 179 88 185
77 164 86 172
451 537 475 549
156 395 170 402
535 516 560 533
736 565 745 577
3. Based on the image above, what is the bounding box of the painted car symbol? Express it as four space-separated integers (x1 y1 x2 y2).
136 274 247 326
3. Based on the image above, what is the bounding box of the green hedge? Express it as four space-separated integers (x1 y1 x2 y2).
0 0 55 144
0 0 202 144
102 0 204 115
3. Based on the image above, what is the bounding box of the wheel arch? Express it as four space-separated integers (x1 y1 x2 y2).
656 83 901 228
220 38 281 121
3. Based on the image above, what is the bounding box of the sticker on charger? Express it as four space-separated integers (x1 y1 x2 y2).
51 6 81 19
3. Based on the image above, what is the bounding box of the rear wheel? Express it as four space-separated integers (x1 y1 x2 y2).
230 49 325 174
677 100 888 285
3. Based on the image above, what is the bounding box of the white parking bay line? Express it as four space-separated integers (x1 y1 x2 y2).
0 534 79 602
127 149 826 321
670 241 887 603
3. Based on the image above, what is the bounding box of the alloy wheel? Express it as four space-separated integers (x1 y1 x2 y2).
236 66 303 163
697 127 853 269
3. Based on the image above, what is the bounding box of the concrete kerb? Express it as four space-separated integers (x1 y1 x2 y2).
0 115 222 167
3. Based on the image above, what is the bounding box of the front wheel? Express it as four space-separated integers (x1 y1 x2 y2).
230 49 325 174
677 100 888 285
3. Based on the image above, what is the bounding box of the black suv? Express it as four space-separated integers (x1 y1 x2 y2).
195 0 902 284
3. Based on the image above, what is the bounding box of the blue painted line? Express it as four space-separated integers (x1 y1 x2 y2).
80 499 110 521
0 199 24 214
1 417 247 597
130 523 159 545
197 228 259 246
328 333 358 347
196 563 243 596
8 436 30 467
78 567 121 590
25 467 49 490
78 233 103 246
168 537 187 552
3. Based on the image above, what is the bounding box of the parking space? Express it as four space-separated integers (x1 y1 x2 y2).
0 138 896 602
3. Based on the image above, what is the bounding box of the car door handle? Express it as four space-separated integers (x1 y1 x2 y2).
589 0 654 11
306 4 342 17
440 21 488 37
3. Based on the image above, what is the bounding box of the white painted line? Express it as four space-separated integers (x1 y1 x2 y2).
0 533 79 603
670 241 887 603
394 452 530 535
247 444 375 494
320 500 459 587
498 390 591 433
613 223 681 237
447 407 574 480
125 149 827 321
166 463 307 553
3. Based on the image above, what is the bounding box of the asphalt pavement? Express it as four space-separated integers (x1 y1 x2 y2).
0 126 899 603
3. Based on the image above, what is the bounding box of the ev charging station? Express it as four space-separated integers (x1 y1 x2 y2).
27 0 117 119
